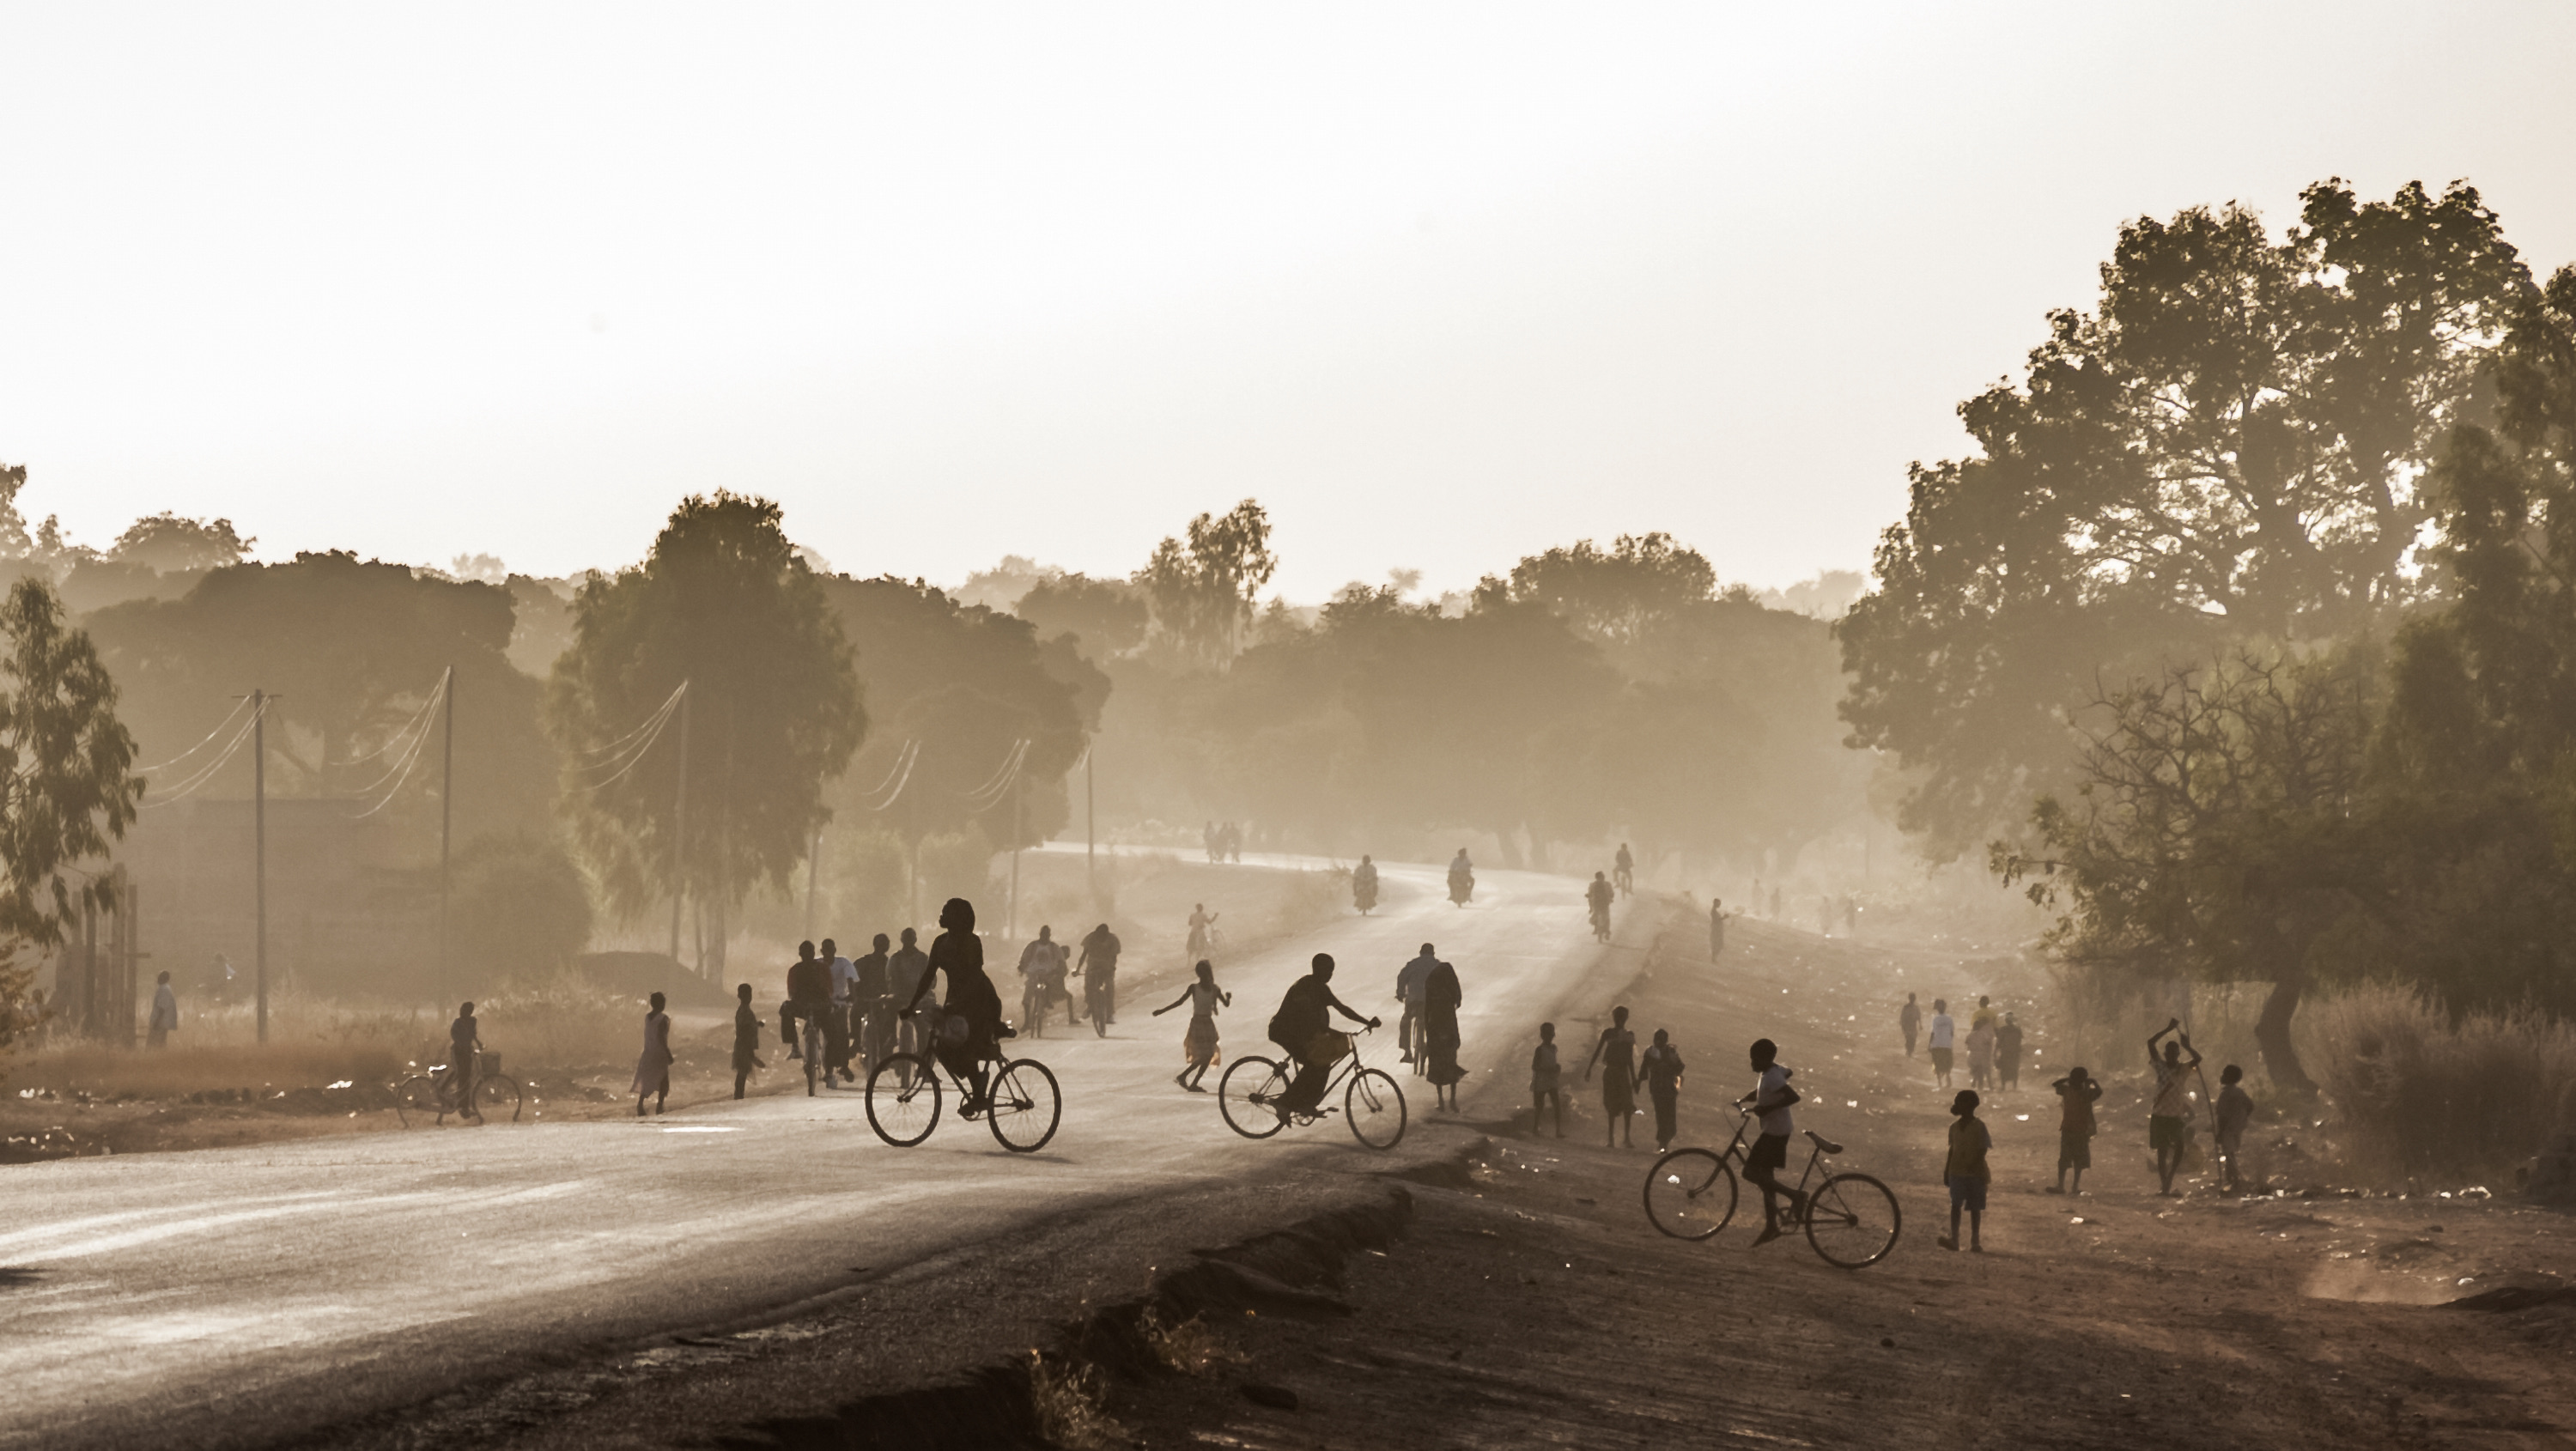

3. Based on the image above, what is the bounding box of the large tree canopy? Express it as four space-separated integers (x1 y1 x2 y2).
1842 180 2530 858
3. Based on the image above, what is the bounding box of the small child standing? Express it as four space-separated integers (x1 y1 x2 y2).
732 982 765 1099
1637 1029 1686 1151
2049 1065 2101 1194
2214 1064 2255 1193
1940 1089 1991 1253
1530 1023 1564 1138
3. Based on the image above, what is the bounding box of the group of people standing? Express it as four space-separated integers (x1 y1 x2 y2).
1899 992 2024 1094
1201 821 1244 864
1556 1005 1688 1151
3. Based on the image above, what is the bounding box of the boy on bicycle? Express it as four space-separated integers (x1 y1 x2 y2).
1269 953 1378 1123
1737 1037 1807 1245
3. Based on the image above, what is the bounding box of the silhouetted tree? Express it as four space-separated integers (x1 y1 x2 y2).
1136 500 1277 668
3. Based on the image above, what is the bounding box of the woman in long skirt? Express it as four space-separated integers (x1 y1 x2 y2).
1423 958 1467 1111
1153 960 1231 1091
633 991 674 1116
1585 1005 1638 1148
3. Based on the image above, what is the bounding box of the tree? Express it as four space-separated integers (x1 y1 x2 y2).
547 495 863 956
110 513 254 574
449 831 595 989
0 578 142 1055
1135 500 1278 668
1475 532 1716 650
1843 181 2530 859
1015 573 1151 659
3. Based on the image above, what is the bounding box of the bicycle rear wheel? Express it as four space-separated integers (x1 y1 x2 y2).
986 1058 1061 1153
1804 1171 1901 1268
866 1053 942 1146
393 1074 438 1128
1345 1067 1406 1150
1218 1056 1289 1139
475 1073 526 1124
1643 1148 1738 1241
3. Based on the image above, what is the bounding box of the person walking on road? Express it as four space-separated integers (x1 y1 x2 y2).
1638 1029 1686 1151
1394 943 1438 1067
1938 1089 1992 1252
2214 1064 2255 1193
1738 1037 1807 1244
1927 999 1956 1088
1899 993 1922 1058
2049 1065 2101 1194
1709 898 1728 959
632 992 672 1117
732 982 765 1099
1996 1012 2025 1092
1421 956 1466 1111
1153 959 1230 1092
1530 1023 1564 1138
2148 1018 2203 1195
1584 1006 1640 1149
1613 841 1635 896
450 1001 484 1122
1966 1011 1996 1092
147 971 178 1049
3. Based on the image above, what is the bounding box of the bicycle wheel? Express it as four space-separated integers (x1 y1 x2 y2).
986 1058 1062 1153
393 1074 438 1128
475 1073 526 1124
1345 1067 1406 1150
1218 1056 1290 1139
1804 1172 1902 1269
866 1053 942 1146
1643 1148 1738 1241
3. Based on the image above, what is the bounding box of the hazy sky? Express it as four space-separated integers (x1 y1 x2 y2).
3 3 2573 601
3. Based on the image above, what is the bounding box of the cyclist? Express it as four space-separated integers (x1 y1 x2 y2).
1267 952 1379 1124
889 926 929 1059
1017 925 1066 1036
1351 854 1380 914
854 933 894 1073
823 937 858 1084
1585 871 1614 941
1393 942 1438 1064
1613 842 1634 897
902 897 1005 1115
1446 849 1474 906
1738 1037 1808 1245
1077 921 1121 1029
1186 904 1218 962
783 941 832 1096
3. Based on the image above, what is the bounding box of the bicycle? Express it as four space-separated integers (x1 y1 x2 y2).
865 1011 1061 1153
1642 1108 1901 1268
1217 1025 1406 1150
395 1053 525 1126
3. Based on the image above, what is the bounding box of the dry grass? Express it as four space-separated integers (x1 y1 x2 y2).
1028 1351 1128 1450
1137 1309 1247 1377
2299 981 2576 1187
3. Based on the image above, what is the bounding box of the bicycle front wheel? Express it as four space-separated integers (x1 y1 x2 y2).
1345 1067 1406 1150
1805 1171 1902 1268
866 1053 942 1146
986 1058 1062 1153
1218 1056 1289 1139
393 1074 438 1128
1643 1148 1738 1241
476 1073 526 1124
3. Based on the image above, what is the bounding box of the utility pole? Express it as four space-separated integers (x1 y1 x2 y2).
252 689 268 1045
1084 745 1095 908
805 821 822 941
438 665 454 1002
1008 762 1022 941
665 681 691 971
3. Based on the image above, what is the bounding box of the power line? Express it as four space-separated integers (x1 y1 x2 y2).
961 738 1030 809
132 695 253 775
573 681 688 762
138 699 265 810
348 680 448 818
860 738 920 812
572 682 688 781
574 686 688 795
337 677 451 767
343 671 450 800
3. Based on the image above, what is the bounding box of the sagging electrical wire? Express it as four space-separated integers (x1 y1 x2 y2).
573 682 688 782
132 695 254 776
860 738 920 812
138 698 266 810
343 671 450 801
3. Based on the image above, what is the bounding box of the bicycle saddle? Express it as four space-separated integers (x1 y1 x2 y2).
1804 1130 1844 1156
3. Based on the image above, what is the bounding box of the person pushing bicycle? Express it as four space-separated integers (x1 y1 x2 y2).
1738 1037 1808 1245
1268 952 1378 1124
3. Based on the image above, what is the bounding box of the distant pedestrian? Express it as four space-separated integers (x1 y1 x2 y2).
1899 993 1920 1057
1708 899 1728 959
732 982 764 1099
823 938 857 1083
1938 1089 1991 1253
1927 999 1955 1088
1996 1013 2024 1092
450 1001 484 1123
1638 1029 1686 1151
1422 957 1466 1111
2049 1065 2100 1194
2214 1064 2255 1193
1965 1011 1996 1091
1530 1022 1564 1138
146 971 178 1049
2148 1018 2202 1194
1394 943 1438 1067
1971 994 1997 1032
1584 1006 1639 1149
1153 959 1230 1092
634 991 673 1116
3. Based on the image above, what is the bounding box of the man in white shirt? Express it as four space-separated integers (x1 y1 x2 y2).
1737 1037 1807 1245
1394 944 1439 1064
822 938 859 1084
1928 999 1957 1089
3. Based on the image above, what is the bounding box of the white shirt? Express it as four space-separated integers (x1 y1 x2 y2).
1928 1013 1955 1049
828 956 857 1004
1756 1063 1796 1138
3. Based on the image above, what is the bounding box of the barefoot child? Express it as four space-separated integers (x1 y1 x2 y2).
2049 1065 2100 1193
1638 1029 1686 1151
1940 1089 1991 1252
1530 1023 1564 1138
1153 960 1230 1091
2214 1064 2254 1193
1584 1006 1639 1149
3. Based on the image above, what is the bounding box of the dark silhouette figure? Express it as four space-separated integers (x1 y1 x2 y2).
1530 1022 1564 1138
732 982 764 1098
1638 1028 1686 1150
1421 957 1465 1111
1267 953 1377 1120
1447 849 1474 907
1899 993 1921 1057
1996 1012 2025 1092
1939 1089 1990 1252
1737 1036 1807 1244
1153 958 1230 1091
2049 1065 2101 1193
1708 899 1727 959
822 937 856 1084
1927 999 1955 1087
1352 854 1380 914
1585 872 1614 942
450 1001 483 1123
2215 1064 2255 1193
1394 942 1437 1067
2148 1018 2203 1194
1613 841 1634 896
1186 903 1218 962
854 934 894 1073
1016 925 1066 1038
147 971 177 1049
1584 1006 1638 1149
1078 921 1121 1032
633 992 671 1116
889 927 928 1059
904 898 1005 1114
783 940 831 1095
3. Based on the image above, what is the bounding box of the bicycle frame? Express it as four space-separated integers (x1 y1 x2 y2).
1708 1108 1832 1199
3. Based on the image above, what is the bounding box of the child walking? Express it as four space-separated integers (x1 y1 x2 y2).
2214 1064 2255 1193
1940 1089 1991 1252
1638 1029 1686 1151
1152 960 1231 1091
1584 1006 1639 1149
732 982 766 1099
1530 1023 1564 1138
2049 1065 2101 1193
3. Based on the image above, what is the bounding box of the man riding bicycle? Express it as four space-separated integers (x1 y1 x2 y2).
1586 871 1614 939
1078 922 1121 1027
902 897 1006 1114
1613 842 1634 897
782 941 833 1095
1268 953 1379 1123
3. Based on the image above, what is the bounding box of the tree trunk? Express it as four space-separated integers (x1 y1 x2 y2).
2251 971 2315 1096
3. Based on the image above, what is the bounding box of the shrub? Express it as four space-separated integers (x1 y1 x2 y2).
453 832 595 989
2300 982 2576 1185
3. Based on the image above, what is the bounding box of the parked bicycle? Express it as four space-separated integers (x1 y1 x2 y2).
1643 1108 1900 1268
1217 1024 1406 1150
864 1012 1060 1153
395 1053 525 1126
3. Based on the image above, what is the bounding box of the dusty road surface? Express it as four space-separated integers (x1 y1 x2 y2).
0 855 1624 1451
